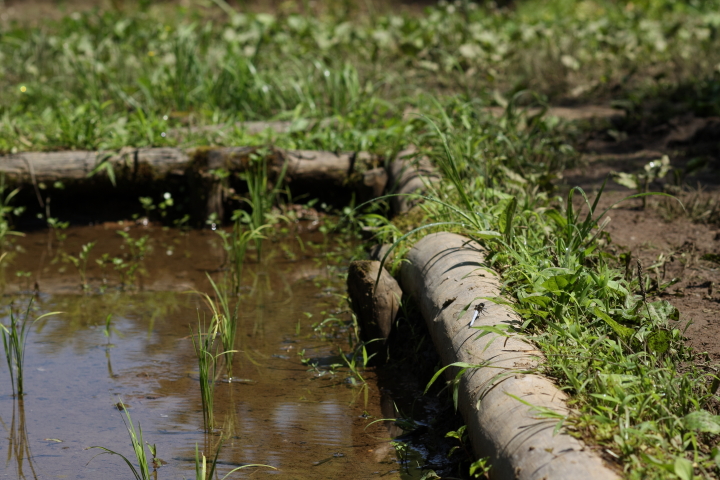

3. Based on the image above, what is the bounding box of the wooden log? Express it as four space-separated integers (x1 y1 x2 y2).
386 146 441 215
0 147 377 185
347 260 402 364
0 146 380 223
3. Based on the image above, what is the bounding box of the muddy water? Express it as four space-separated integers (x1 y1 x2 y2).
0 224 414 479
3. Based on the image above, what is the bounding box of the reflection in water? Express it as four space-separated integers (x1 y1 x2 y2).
3 399 38 480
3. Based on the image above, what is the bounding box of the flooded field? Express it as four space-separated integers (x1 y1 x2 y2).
0 224 421 479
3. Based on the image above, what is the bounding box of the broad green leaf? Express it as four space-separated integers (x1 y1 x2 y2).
647 330 671 354
683 410 720 434
593 307 634 340
647 300 679 322
519 293 551 307
605 280 629 296
544 209 567 229
712 446 720 470
673 456 693 480
541 274 573 292
474 230 502 240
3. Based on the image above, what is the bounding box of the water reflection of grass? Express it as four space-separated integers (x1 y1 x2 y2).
27 291 186 355
2 399 37 480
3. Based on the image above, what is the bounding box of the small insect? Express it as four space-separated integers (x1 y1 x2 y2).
469 302 487 328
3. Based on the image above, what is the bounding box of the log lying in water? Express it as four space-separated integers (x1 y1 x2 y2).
400 232 619 480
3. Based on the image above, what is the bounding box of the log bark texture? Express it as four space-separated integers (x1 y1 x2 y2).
386 147 440 215
400 232 619 480
0 147 379 222
0 147 373 185
347 260 402 362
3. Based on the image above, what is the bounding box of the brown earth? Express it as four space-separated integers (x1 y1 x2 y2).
562 111 720 359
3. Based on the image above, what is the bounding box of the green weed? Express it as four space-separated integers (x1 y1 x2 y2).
0 177 25 251
62 241 96 291
386 103 715 478
113 231 150 289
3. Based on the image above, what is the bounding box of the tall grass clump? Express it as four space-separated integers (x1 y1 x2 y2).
1 301 60 396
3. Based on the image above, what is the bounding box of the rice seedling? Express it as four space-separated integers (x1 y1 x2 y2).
90 400 274 479
201 274 240 380
216 214 267 295
88 400 156 480
193 441 276 480
0 300 60 396
7 398 38 479
190 318 228 432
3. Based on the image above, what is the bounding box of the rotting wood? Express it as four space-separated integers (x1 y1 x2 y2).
400 232 620 480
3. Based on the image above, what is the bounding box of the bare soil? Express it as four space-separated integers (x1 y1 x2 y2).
563 111 720 359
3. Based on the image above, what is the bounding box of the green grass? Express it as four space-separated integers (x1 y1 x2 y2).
2 0 720 154
0 300 59 396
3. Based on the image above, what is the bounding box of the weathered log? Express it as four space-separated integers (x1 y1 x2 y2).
400 232 619 480
0 146 379 222
386 147 440 215
347 260 402 363
0 147 376 185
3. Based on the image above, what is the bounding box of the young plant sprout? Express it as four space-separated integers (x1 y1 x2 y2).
0 300 60 396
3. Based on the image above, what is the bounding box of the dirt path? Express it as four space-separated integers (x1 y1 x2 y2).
562 112 720 359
